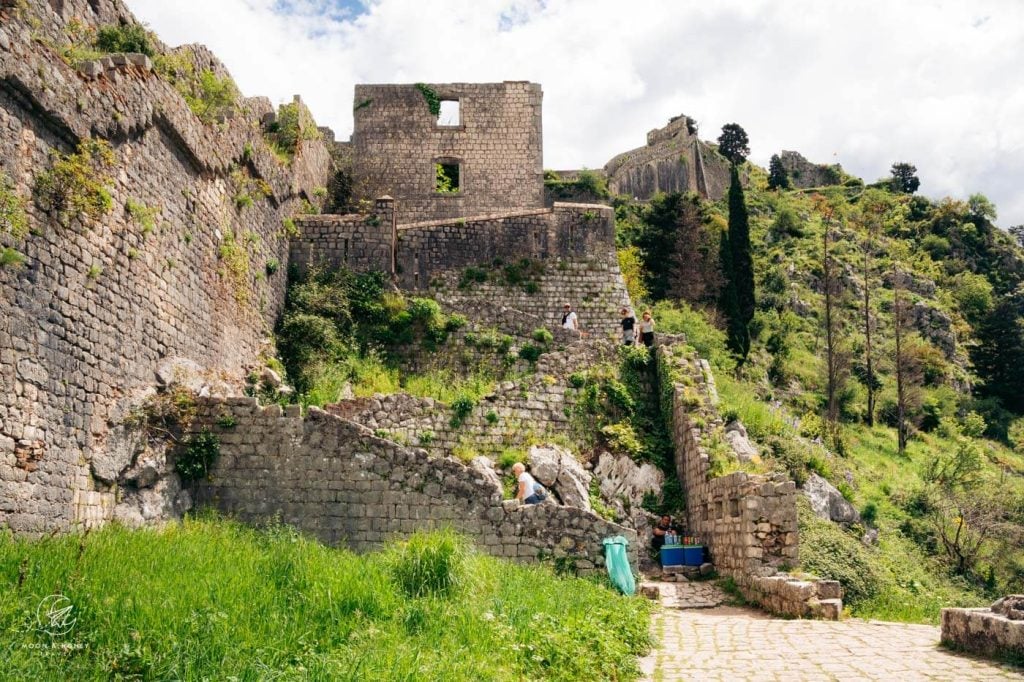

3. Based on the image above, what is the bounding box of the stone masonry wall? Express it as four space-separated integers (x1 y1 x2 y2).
941 604 1024 662
192 397 637 574
0 4 331 534
655 337 842 619
396 202 614 289
288 197 396 276
603 115 732 201
325 341 622 460
352 82 544 224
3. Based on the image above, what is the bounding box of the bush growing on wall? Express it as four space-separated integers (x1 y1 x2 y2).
33 138 115 224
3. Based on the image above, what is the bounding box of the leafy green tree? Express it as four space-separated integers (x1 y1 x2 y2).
889 162 920 194
972 285 1024 413
767 154 790 190
717 123 749 165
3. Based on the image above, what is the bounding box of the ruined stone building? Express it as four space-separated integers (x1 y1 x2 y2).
352 82 544 224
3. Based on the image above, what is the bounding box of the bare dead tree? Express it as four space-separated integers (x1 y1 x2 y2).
861 210 879 427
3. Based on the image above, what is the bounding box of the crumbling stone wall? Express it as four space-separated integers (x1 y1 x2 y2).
352 82 544 223
0 4 330 534
192 398 637 573
603 115 732 201
777 151 843 189
942 599 1024 663
655 338 842 619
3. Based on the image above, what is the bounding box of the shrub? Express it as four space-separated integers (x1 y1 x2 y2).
531 328 553 345
0 247 26 268
600 422 643 458
797 498 881 605
265 259 279 276
485 410 499 425
0 171 29 240
568 372 587 389
518 343 542 363
386 529 468 598
217 231 251 303
94 23 155 56
175 429 220 482
266 101 321 157
449 395 476 428
34 138 115 224
125 198 158 235
459 266 488 288
185 69 238 124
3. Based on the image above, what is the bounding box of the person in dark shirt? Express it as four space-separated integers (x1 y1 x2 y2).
620 307 636 345
651 515 680 552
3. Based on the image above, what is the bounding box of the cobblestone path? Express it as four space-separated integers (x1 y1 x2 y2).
639 585 1023 681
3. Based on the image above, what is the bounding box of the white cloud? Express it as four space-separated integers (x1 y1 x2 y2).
128 0 1024 226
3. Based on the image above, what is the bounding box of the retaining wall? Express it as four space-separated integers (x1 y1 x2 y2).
192 397 637 573
655 337 842 619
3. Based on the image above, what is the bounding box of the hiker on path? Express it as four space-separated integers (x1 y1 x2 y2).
620 307 637 346
639 310 655 347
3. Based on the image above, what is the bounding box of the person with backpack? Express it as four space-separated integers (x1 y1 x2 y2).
512 462 547 505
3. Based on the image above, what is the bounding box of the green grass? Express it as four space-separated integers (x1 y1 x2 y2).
0 516 652 680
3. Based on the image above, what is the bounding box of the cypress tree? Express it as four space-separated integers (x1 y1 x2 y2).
728 165 755 336
718 230 748 359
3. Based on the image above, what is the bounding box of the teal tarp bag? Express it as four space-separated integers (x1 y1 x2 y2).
602 536 636 596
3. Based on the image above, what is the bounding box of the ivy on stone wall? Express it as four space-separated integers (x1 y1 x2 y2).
415 83 442 118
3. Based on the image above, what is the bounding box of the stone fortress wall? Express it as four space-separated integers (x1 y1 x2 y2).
656 337 843 619
352 82 544 224
192 397 638 575
291 200 630 337
603 114 733 201
0 0 331 534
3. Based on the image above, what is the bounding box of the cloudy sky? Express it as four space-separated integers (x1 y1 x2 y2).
128 0 1024 227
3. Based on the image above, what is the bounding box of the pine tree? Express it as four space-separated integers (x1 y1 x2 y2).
727 165 755 336
717 124 750 165
767 154 790 190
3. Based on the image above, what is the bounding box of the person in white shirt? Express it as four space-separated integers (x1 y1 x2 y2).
512 462 546 505
561 303 579 334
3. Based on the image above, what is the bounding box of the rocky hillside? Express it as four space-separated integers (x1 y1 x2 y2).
614 153 1024 621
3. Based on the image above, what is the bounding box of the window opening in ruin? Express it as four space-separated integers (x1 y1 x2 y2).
437 99 460 126
435 163 460 194
343 238 349 264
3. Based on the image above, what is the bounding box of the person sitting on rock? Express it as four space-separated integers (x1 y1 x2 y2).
512 462 547 505
651 515 680 552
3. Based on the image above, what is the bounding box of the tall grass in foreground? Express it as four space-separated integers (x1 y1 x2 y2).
0 517 651 681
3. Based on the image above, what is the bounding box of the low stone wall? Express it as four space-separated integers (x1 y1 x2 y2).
735 573 843 620
289 197 396 275
655 337 842 619
191 398 637 574
941 604 1024 663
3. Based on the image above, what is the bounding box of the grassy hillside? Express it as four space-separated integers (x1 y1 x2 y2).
0 517 651 681
619 167 1024 622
